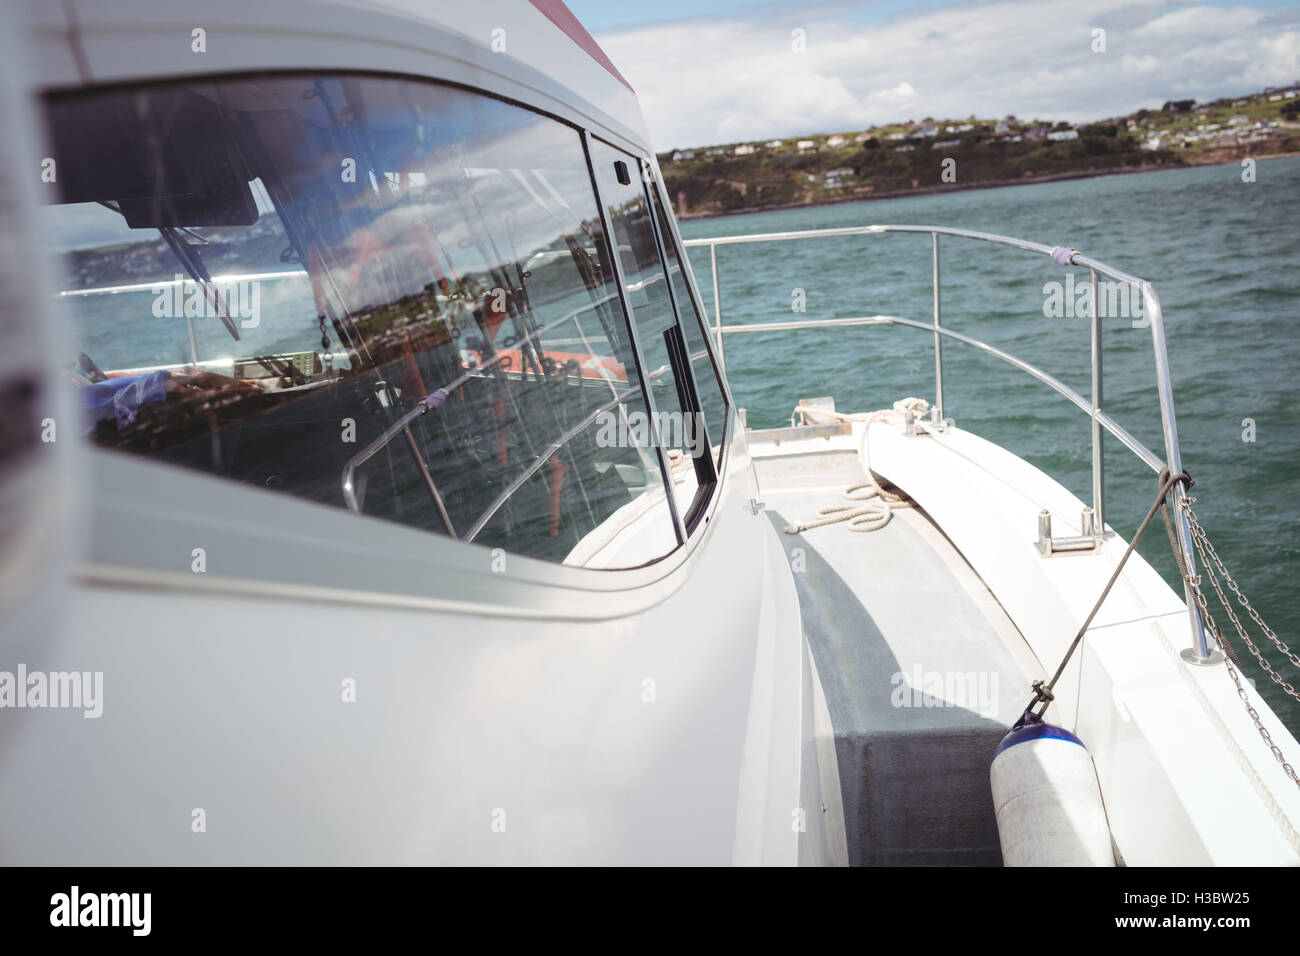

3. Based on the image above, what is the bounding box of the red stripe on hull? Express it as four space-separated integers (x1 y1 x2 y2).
528 0 634 92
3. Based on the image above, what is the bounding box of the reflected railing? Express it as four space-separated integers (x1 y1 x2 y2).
682 223 1215 663
338 291 679 551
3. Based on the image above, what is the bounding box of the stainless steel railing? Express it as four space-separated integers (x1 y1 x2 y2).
682 223 1217 664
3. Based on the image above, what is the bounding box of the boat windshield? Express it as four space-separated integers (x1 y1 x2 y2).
39 74 711 568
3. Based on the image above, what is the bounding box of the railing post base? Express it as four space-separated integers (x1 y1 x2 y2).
1180 647 1225 667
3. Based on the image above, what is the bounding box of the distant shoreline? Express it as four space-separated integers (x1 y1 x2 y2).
675 150 1300 222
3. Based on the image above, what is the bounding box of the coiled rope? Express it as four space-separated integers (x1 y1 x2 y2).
782 481 903 534
781 397 927 535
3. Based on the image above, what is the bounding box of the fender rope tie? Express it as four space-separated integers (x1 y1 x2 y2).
1019 467 1193 725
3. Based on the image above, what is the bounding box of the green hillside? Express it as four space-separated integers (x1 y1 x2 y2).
658 87 1300 216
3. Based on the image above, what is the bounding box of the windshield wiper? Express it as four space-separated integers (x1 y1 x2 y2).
96 200 242 343
157 226 241 342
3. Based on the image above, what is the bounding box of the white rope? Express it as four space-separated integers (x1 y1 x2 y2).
782 398 926 535
791 395 929 429
782 481 901 534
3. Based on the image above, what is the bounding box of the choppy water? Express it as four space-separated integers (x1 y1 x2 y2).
680 157 1300 727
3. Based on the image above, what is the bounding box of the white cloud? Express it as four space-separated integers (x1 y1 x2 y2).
1130 5 1260 39
1122 54 1160 73
594 0 1300 148
873 81 920 103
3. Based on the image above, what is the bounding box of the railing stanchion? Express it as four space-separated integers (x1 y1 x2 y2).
1143 283 1220 665
932 232 944 420
1090 268 1104 532
403 425 457 538
710 242 725 373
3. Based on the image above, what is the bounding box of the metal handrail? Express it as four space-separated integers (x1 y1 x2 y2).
340 293 618 519
682 223 1215 663
714 314 1163 472
463 384 638 542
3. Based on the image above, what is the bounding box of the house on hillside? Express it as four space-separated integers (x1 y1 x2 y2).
826 134 847 147
1046 129 1078 141
796 139 816 151
733 144 756 156
824 167 855 187
670 149 695 161
766 139 784 148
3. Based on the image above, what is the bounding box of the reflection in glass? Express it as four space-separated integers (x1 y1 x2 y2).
587 139 715 527
42 76 682 567
649 182 729 470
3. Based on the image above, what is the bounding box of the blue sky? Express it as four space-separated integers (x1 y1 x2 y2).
563 0 1300 148
565 0 1298 32
566 0 989 32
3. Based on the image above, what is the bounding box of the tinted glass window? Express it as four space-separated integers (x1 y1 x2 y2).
587 140 714 527
41 76 680 568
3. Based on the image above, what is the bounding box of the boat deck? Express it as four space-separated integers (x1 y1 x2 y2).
750 428 1045 865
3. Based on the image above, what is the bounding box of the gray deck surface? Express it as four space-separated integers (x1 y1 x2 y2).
756 446 1044 866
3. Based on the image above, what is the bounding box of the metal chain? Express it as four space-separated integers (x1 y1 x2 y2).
1183 500 1300 669
1176 494 1300 790
1194 544 1298 699
1181 496 1300 700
